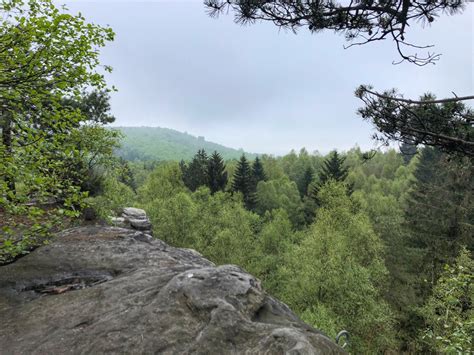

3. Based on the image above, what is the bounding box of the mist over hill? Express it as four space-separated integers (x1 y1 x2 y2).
114 126 258 161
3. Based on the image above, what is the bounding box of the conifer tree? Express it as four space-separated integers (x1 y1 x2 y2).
404 147 473 299
310 150 349 200
252 157 266 185
232 154 256 209
207 151 228 194
182 149 208 191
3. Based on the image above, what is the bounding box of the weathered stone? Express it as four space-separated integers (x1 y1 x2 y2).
120 207 152 235
122 207 147 220
0 226 345 354
128 218 152 231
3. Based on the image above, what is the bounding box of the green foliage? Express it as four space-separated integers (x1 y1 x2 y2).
357 89 474 157
320 150 349 183
0 0 115 260
112 145 473 352
191 188 259 268
116 158 137 192
279 182 396 353
255 177 304 228
138 162 186 204
250 209 293 294
181 149 209 192
420 247 474 354
207 151 228 194
232 154 257 210
0 2 467 352
85 175 136 220
252 156 266 184
298 166 314 197
405 148 473 299
181 149 228 194
139 165 259 266
115 126 257 161
300 304 340 341
309 150 350 200
62 90 116 125
65 125 122 196
260 155 286 180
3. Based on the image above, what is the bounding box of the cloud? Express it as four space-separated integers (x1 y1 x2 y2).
64 1 473 154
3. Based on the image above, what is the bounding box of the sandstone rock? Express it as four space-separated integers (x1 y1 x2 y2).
0 226 345 354
128 218 152 231
121 207 153 235
122 207 147 219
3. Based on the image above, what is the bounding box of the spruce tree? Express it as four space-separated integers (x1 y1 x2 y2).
310 150 349 200
207 151 228 194
250 156 266 195
182 149 208 191
232 154 256 209
252 157 266 184
404 147 473 299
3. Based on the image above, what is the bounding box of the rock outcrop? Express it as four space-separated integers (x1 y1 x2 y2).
0 226 344 354
110 207 153 235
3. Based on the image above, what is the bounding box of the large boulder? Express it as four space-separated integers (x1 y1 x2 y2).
0 226 344 354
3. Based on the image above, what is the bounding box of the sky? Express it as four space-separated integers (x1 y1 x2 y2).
63 1 473 155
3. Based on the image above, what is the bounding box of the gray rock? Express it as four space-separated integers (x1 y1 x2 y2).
122 207 147 219
121 207 153 235
0 226 344 354
128 218 152 231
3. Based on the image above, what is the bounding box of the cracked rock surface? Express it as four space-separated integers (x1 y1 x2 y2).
0 226 344 354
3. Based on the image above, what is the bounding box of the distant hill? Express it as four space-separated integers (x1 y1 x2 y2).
113 126 258 161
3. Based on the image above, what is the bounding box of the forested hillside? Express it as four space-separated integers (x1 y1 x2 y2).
1 1 472 354
77 146 473 353
114 126 257 161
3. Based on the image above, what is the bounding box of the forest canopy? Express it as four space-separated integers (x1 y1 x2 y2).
0 1 472 354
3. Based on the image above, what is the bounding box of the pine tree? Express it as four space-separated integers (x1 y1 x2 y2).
182 149 208 191
232 154 256 209
310 150 349 200
207 151 228 194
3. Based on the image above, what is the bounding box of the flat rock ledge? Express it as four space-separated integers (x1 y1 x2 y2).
0 226 344 354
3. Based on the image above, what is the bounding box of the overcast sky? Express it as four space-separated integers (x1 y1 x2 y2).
64 1 473 155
